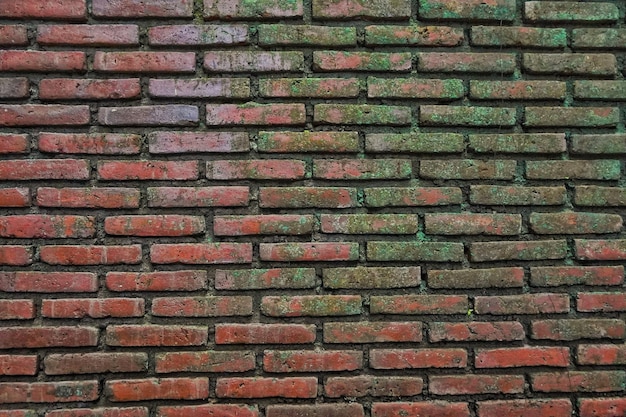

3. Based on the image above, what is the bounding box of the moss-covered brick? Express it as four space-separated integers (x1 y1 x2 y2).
370 295 468 314
260 242 360 262
571 134 626 155
214 215 314 236
206 159 306 180
524 107 619 128
313 159 412 180
420 160 516 180
573 81 626 101
574 186 626 207
419 0 515 21
365 25 463 46
314 104 411 125
261 295 362 317
470 81 565 100
312 0 411 19
259 78 359 98
366 132 464 153
523 53 617 76
469 133 566 154
323 266 420 289
368 77 464 99
258 25 356 46
259 187 357 208
204 0 303 19
258 131 360 153
572 29 626 49
428 267 524 289
425 214 522 236
148 24 249 46
420 105 516 127
530 212 622 235
313 51 411 71
418 52 516 73
364 187 462 207
321 214 418 234
530 266 624 287
471 26 566 48
471 240 568 262
367 241 465 262
215 268 317 290
525 1 619 23
526 160 621 180
470 185 567 206
574 239 626 261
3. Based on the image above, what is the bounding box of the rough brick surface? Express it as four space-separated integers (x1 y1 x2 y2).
1 1 624 414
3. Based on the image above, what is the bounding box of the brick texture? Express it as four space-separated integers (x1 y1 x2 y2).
0 1 624 414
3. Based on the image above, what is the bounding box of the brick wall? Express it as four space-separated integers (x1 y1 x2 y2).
1 0 625 416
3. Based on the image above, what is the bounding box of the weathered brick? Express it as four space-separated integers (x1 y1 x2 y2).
0 77 29 98
471 185 566 206
428 268 524 289
471 240 567 262
574 81 626 101
204 51 303 72
106 325 207 347
38 133 141 154
478 400 572 417
365 187 462 206
0 300 34 319
420 0 515 21
577 186 626 207
324 322 422 343
0 327 98 349
37 25 138 46
475 294 570 315
368 241 464 262
267 404 363 417
577 344 626 365
430 322 524 342
325 376 423 397
107 271 207 292
147 186 249 207
370 295 468 315
104 215 205 237
531 266 624 287
98 161 199 180
46 409 149 417
418 52 516 73
315 104 411 125
525 1 618 22
525 107 619 128
471 26 566 48
531 212 622 234
259 78 359 98
532 319 625 340
41 298 144 318
524 53 616 76
148 25 248 46
366 132 463 153
425 214 521 236
572 135 626 155
261 295 361 317
41 245 141 265
0 105 89 126
150 243 252 264
475 347 570 368
105 378 208 402
471 81 565 100
0 381 99 404
573 29 626 49
44 353 147 375
263 350 362 372
469 133 565 154
260 187 357 208
94 52 195 73
99 105 199 126
578 292 626 312
365 25 463 46
215 324 316 344
93 0 193 17
37 187 140 209
258 131 359 152
531 371 626 393
216 377 317 398
313 51 411 71
0 216 95 238
215 268 316 290
526 160 621 180
149 79 250 99
429 375 524 395
314 159 411 180
259 25 355 46
206 103 305 126
368 78 464 99
152 296 253 317
421 160 516 180
0 26 28 45
156 351 255 374
0 0 86 19
204 0 303 19
215 215 313 235
0 134 29 154
39 79 141 100
260 243 359 262
579 398 626 417
313 0 410 19
370 349 467 369
324 267 420 289
575 239 626 260
207 160 306 180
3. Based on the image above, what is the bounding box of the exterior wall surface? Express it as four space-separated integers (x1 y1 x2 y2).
1 1 626 416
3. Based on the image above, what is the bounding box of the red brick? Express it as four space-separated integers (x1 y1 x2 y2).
477 400 572 417
0 300 34 320
149 131 249 153
94 52 195 73
44 353 147 375
0 412 36 417
216 377 317 398
475 347 570 368
267 404 363 417
324 322 422 343
204 51 303 72
577 292 626 312
155 351 255 373
0 381 98 404
0 159 89 180
149 25 248 46
0 327 98 349
264 350 361 372
429 322 525 342
0 134 29 154
204 0 303 19
207 160 306 180
260 187 357 208
370 349 467 369
215 324 316 344
532 319 625 340
93 0 193 17
0 246 32 266
106 325 207 347
40 79 140 100
370 295 468 315
579 398 626 417
531 371 626 393
0 188 29 207
157 405 257 417
37 25 138 46
365 187 462 207
105 215 205 237
0 26 28 45
39 133 140 154
215 268 316 290
575 239 626 260
46 408 148 417
149 79 249 99
0 77 29 98
0 355 37 375
37 187 140 209
206 103 305 126
0 0 86 19
577 344 626 365
42 298 144 318
430 375 524 395
98 161 198 180
106 271 207 292
373 402 469 417
152 296 253 317
260 242 359 262
262 295 361 317
0 215 94 238
0 271 96 293
325 376 423 397
106 378 208 402
0 105 89 126
214 215 314 235
41 245 141 265
0 51 85 72
147 186 249 207
150 243 252 264
313 51 411 72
